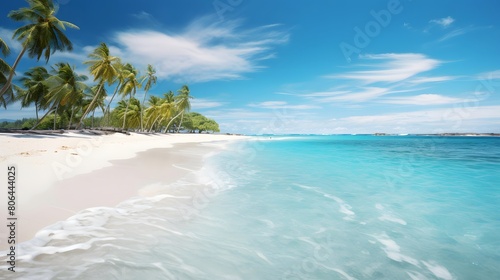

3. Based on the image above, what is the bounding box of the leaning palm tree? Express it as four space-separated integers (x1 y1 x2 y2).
0 37 11 78
65 90 84 130
144 95 163 132
103 61 124 126
0 37 14 108
83 85 107 128
78 42 119 128
0 37 9 73
160 91 177 132
165 85 192 133
139 64 157 132
1 0 78 97
32 63 88 129
175 85 192 132
15 66 50 120
119 63 141 130
0 77 14 108
115 98 141 130
148 91 176 132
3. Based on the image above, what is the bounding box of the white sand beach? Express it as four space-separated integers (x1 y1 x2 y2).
0 132 248 245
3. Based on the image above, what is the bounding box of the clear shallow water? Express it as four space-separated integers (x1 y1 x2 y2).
1 135 499 279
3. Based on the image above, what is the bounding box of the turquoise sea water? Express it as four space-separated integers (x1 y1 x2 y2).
200 135 500 279
2 135 499 279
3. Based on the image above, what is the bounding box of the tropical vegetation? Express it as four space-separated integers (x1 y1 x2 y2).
0 0 220 134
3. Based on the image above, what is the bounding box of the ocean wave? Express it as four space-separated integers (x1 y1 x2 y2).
294 183 356 219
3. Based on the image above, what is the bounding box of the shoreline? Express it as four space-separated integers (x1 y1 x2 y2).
0 132 248 245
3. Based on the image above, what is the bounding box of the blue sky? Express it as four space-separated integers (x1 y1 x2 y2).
1 0 499 134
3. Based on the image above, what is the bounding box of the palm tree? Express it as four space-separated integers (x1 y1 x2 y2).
144 95 163 132
161 91 176 132
115 98 141 129
65 89 84 130
104 61 124 126
0 37 9 72
15 66 50 121
148 91 176 132
1 0 78 97
0 37 14 108
33 63 88 129
0 81 14 108
165 85 192 133
119 63 141 130
78 43 119 128
139 64 157 132
176 85 192 132
47 63 88 107
0 37 11 77
84 85 106 128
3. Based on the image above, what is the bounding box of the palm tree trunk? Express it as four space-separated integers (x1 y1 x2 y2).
105 82 121 127
92 110 95 128
0 45 27 96
140 98 146 131
140 89 149 132
53 103 59 130
122 94 131 130
164 111 183 133
35 103 39 122
53 113 56 130
31 104 56 130
176 112 185 133
149 113 164 132
77 82 104 129
67 105 75 130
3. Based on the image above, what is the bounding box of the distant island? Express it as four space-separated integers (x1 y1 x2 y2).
374 132 500 137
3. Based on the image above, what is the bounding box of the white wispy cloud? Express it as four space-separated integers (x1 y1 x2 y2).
214 108 316 134
48 48 88 67
250 101 318 110
110 16 288 83
439 27 468 42
477 70 500 80
214 103 500 134
381 94 469 105
430 16 455 28
340 105 500 125
300 53 446 103
191 98 225 110
132 11 154 20
318 87 391 102
301 90 350 98
205 108 273 120
329 53 441 84
131 11 162 27
292 63 497 109
408 76 457 84
208 103 500 134
437 25 489 42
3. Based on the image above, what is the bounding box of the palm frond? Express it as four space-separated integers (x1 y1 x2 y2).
0 37 10 57
9 0 78 63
